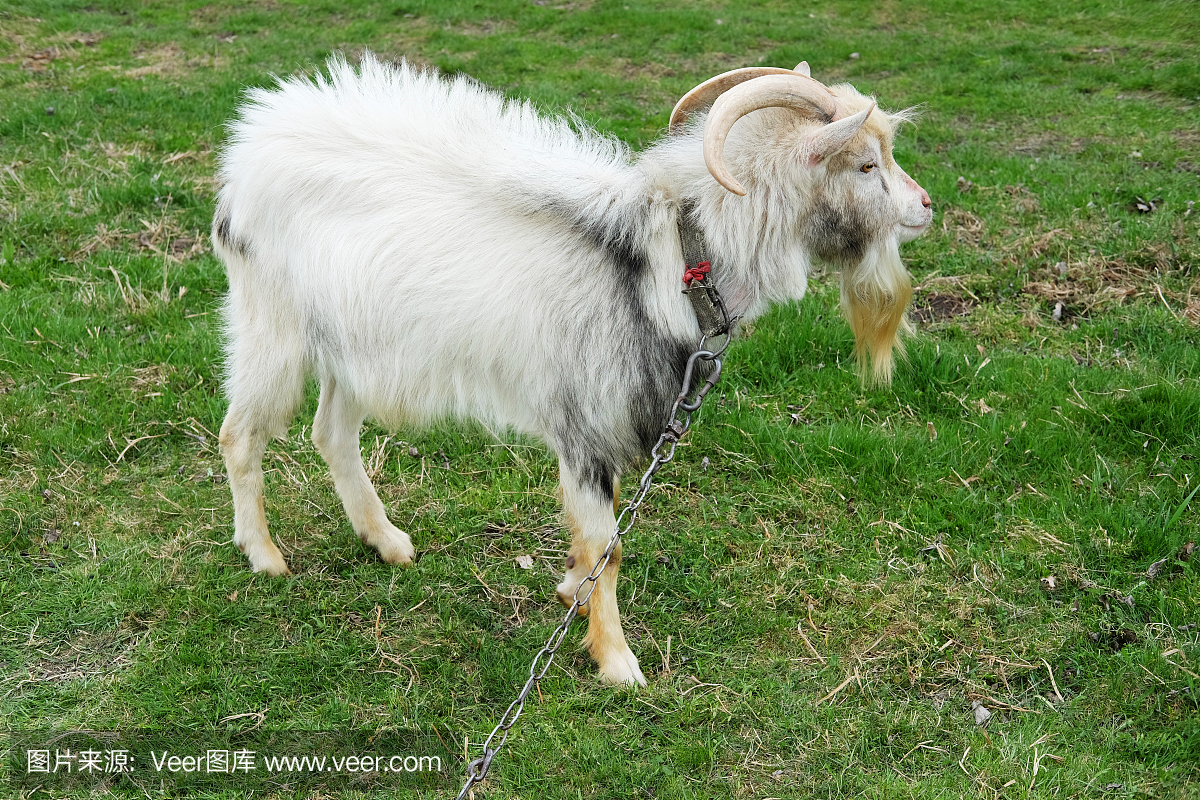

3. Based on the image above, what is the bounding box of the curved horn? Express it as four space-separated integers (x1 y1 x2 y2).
669 67 801 132
701 74 844 196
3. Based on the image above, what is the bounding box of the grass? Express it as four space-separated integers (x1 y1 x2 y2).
1 0 1199 797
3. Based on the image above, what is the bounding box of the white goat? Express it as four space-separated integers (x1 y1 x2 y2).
213 54 932 685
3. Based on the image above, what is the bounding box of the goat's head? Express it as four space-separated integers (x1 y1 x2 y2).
673 63 932 384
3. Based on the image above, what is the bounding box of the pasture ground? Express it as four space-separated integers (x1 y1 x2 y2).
1 0 1198 797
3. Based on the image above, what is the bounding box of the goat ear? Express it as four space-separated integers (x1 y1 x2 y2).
794 61 811 77
803 103 874 167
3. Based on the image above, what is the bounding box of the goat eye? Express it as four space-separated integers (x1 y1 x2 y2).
860 163 876 173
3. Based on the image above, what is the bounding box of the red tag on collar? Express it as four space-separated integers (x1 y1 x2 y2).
682 261 711 286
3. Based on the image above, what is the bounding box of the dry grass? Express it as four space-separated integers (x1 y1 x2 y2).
940 207 986 247
1011 132 1097 157
1022 251 1167 315
1182 282 1200 325
1 28 103 71
129 364 177 397
13 628 140 694
120 42 229 78
1008 520 1072 553
75 215 208 264
97 140 145 164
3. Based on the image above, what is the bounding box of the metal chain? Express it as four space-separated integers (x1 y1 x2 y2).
455 314 734 800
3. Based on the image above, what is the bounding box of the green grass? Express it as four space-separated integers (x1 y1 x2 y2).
2 0 1199 798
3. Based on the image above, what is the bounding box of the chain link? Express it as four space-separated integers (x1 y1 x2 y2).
454 317 733 800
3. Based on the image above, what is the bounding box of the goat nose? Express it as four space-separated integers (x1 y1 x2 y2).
921 189 931 209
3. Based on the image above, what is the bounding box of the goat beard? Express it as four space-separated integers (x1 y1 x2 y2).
840 236 913 386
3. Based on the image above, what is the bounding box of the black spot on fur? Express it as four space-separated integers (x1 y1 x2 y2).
807 200 871 264
625 337 695 453
548 202 698 500
580 458 615 502
304 312 343 363
214 212 233 249
214 212 229 243
879 174 890 195
571 209 651 287
593 206 698 456
550 385 620 502
213 210 249 256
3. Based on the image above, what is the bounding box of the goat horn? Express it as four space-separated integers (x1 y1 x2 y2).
701 74 843 196
670 67 802 133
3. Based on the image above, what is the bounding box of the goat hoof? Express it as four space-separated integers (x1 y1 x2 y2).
245 545 291 576
373 526 415 566
597 647 646 686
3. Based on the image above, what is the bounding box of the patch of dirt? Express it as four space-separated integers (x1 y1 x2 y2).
1000 223 1070 264
1184 290 1200 326
1090 627 1138 652
125 42 186 77
910 275 980 324
348 41 435 73
869 0 929 28
20 45 60 71
60 31 102 47
161 147 212 166
1147 541 1196 580
674 52 769 81
75 223 125 259
98 140 145 163
911 292 974 324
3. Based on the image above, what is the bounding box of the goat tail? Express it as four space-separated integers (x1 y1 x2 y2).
840 238 913 386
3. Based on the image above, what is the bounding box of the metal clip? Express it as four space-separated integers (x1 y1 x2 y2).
679 358 722 412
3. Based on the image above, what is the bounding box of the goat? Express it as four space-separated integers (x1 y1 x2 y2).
213 54 932 685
